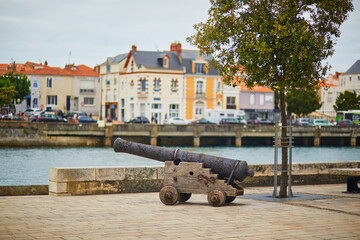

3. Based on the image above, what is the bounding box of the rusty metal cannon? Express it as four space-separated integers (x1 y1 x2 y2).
114 138 254 206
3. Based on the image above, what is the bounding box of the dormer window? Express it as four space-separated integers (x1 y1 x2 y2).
131 60 134 72
195 63 205 74
163 55 169 68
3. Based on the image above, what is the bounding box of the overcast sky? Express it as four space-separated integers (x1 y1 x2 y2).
0 0 359 74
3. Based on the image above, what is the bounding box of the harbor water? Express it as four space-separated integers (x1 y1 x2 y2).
0 146 359 186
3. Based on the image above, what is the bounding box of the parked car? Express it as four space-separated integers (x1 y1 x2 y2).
65 111 86 119
77 116 97 123
219 118 246 124
164 117 188 124
23 108 42 117
0 115 25 121
36 114 67 123
126 116 150 124
312 119 333 126
253 118 274 125
190 118 216 124
337 119 358 126
295 118 312 126
29 115 39 122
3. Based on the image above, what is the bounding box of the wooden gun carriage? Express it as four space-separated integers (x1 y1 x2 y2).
114 138 254 207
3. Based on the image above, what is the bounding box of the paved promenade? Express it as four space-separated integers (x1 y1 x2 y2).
0 184 359 239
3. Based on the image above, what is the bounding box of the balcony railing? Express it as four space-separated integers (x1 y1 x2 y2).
80 89 95 94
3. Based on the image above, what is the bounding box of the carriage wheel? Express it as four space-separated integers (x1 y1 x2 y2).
179 193 192 202
159 185 180 205
225 196 236 203
207 189 226 207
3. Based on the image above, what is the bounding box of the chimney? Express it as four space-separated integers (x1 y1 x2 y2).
132 45 137 53
44 60 48 66
170 42 182 55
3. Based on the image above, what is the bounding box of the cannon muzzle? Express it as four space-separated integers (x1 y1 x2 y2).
114 138 254 182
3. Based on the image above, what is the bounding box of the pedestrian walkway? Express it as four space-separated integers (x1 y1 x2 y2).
0 184 359 239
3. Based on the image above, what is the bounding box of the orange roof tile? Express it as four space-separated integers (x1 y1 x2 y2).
239 85 273 92
0 64 8 69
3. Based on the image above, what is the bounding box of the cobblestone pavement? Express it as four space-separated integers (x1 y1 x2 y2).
0 184 359 240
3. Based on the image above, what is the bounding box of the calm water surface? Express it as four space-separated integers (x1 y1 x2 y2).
0 146 359 185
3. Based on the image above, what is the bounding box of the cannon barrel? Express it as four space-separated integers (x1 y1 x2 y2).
114 138 254 182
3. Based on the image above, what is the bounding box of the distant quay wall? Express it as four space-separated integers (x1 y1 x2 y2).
1 161 358 196
0 121 359 147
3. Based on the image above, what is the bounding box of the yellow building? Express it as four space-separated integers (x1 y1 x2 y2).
180 48 223 120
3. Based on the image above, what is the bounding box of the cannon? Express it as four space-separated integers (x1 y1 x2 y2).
114 138 254 206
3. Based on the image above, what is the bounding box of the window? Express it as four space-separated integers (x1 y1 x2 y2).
107 64 110 73
216 81 221 93
226 97 236 109
33 81 38 88
195 63 205 74
130 103 135 118
114 90 117 101
84 97 94 105
171 79 178 93
131 61 134 72
259 94 265 105
47 95 57 105
141 79 146 92
140 103 146 117
106 90 111 101
194 101 205 117
196 81 204 96
121 81 125 90
169 104 179 118
358 76 360 81
121 99 125 108
250 93 255 105
46 77 52 88
114 78 117 85
154 78 160 92
152 103 161 109
163 57 169 68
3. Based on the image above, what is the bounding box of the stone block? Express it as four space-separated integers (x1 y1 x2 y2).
125 167 158 180
49 181 68 193
95 167 126 181
49 167 95 182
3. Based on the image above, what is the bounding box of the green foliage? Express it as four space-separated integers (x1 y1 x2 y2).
286 89 322 115
188 0 353 197
333 91 360 111
0 72 31 105
188 0 353 92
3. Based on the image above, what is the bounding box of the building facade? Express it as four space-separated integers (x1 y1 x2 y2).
320 60 360 117
1 61 100 115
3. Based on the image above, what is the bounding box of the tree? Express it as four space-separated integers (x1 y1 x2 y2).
0 75 17 106
0 72 31 105
188 0 353 197
333 90 360 111
286 89 322 116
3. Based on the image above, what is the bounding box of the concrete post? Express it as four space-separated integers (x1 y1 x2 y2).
193 126 200 147
104 125 113 147
235 128 242 147
150 125 158 146
350 129 357 147
314 127 321 147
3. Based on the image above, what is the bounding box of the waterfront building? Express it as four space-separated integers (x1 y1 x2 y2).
320 60 360 117
1 61 100 115
97 44 185 123
180 44 223 121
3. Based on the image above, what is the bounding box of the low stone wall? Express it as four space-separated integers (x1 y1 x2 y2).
49 166 164 196
49 161 359 196
0 185 48 196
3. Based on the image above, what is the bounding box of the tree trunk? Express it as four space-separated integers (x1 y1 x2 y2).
279 90 288 198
